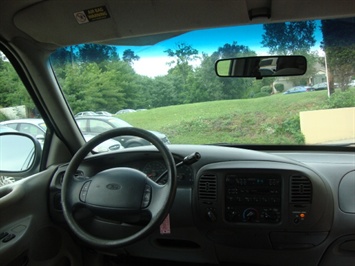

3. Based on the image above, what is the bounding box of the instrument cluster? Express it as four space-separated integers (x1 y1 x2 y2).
142 160 194 186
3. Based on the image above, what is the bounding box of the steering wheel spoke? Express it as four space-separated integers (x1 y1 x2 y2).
64 175 90 209
144 178 171 218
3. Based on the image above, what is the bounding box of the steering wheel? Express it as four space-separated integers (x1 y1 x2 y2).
61 127 177 249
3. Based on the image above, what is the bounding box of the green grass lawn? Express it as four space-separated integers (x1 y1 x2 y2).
116 91 333 145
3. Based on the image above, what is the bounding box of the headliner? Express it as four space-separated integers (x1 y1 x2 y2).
1 0 355 47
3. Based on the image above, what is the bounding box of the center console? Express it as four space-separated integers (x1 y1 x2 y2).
225 174 281 223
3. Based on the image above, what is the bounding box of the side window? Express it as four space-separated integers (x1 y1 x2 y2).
4 123 17 130
18 123 41 137
0 50 43 186
90 120 112 134
76 119 88 132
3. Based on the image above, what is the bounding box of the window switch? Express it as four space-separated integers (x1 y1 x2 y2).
0 232 8 240
2 233 15 243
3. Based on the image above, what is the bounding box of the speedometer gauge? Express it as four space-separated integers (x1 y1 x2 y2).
142 160 194 185
142 161 167 181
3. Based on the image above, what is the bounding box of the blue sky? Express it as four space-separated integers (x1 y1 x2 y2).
116 21 323 77
116 24 268 57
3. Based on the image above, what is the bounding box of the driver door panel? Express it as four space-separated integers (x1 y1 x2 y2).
0 166 81 266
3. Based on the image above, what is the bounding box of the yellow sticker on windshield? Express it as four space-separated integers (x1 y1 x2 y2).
74 6 110 24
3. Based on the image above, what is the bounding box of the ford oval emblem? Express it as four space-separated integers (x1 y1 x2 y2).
106 183 121 190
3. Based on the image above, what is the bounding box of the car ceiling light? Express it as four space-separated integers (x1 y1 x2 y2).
248 7 271 21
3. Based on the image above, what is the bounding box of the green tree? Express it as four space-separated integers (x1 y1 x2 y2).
50 47 75 67
210 42 257 99
321 18 355 92
261 21 316 55
134 75 155 109
61 63 103 113
86 62 127 113
78 44 118 63
148 75 179 107
165 42 199 66
165 43 199 104
212 41 256 59
0 60 33 110
188 53 225 103
122 49 140 64
106 60 141 110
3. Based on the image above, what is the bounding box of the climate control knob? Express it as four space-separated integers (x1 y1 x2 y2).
243 208 259 222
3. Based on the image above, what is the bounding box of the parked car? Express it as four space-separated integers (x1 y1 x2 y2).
115 109 136 114
0 118 47 135
348 80 355 87
0 1 354 266
83 134 123 153
75 115 170 148
0 118 122 153
312 82 328 90
0 124 18 133
283 85 314 94
95 111 112 116
0 118 47 145
74 111 98 117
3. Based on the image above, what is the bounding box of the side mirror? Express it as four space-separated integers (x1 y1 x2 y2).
0 132 42 177
215 55 307 79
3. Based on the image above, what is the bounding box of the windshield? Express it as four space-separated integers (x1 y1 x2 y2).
50 17 355 147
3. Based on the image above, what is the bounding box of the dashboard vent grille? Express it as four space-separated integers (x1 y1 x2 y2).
290 175 312 203
198 174 217 201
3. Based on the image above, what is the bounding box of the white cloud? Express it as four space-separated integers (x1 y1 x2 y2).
131 49 279 78
132 56 204 78
132 56 171 77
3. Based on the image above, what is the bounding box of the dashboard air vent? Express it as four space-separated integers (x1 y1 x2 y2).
290 175 312 203
198 174 217 201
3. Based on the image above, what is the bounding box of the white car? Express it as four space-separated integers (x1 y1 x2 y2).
115 109 136 114
95 111 112 116
312 82 328 90
74 111 98 117
83 134 123 153
0 124 18 133
0 118 122 153
348 80 355 87
0 118 47 145
0 118 47 135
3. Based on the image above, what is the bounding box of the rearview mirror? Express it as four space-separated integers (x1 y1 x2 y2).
215 55 307 79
